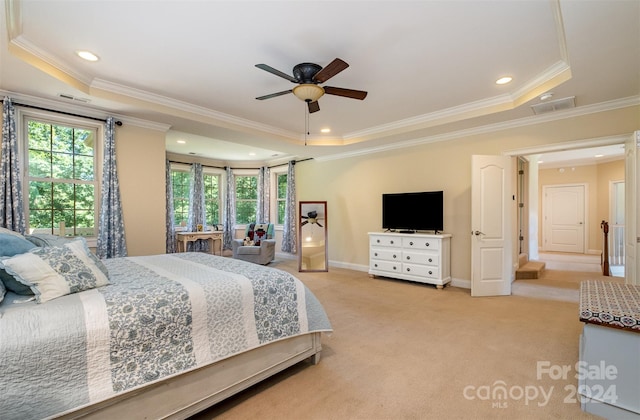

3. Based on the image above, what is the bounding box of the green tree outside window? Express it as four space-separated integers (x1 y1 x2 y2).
236 175 257 224
26 119 97 237
277 173 287 224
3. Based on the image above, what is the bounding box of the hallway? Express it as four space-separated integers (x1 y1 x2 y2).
512 252 624 302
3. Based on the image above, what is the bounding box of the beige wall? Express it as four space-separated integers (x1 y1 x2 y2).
295 106 639 282
538 159 624 253
115 124 167 256
4 102 638 278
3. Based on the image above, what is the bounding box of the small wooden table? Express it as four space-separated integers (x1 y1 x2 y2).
176 231 223 255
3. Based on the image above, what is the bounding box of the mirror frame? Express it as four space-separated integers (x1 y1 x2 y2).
298 201 328 272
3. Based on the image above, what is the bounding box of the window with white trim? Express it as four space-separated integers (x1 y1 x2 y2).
23 115 100 237
276 172 287 225
235 175 258 224
170 165 222 227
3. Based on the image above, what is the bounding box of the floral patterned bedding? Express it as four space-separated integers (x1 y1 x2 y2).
579 280 640 333
0 253 332 420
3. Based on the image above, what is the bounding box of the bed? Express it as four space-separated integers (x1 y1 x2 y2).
0 234 332 420
578 280 640 419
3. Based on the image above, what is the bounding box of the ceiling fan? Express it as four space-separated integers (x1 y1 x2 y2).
255 58 367 113
301 210 323 227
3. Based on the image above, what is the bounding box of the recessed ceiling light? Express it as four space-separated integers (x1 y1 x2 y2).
249 152 256 156
76 50 99 62
495 76 513 85
177 140 186 144
594 154 604 158
320 128 331 133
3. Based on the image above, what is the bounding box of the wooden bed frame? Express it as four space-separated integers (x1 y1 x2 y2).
55 332 323 419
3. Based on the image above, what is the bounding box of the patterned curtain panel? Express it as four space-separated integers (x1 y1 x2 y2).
223 166 236 250
0 97 26 233
97 117 127 259
165 159 176 253
281 160 297 253
256 166 270 223
186 163 208 252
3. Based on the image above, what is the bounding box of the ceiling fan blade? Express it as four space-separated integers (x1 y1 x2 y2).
313 58 349 83
255 64 297 83
308 100 320 113
256 90 293 100
324 86 368 100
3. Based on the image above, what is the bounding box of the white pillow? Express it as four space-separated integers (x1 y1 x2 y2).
0 239 110 303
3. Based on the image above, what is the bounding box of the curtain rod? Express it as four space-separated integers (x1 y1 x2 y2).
1 99 122 126
169 157 312 171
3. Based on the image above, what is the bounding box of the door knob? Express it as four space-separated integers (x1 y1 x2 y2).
473 230 486 236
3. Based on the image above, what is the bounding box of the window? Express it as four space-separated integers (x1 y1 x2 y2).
204 173 221 226
171 170 190 226
25 117 99 237
235 175 257 224
276 172 287 224
170 167 221 227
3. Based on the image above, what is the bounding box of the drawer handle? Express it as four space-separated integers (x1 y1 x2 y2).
377 239 380 243
429 270 433 275
375 252 378 257
409 241 414 246
425 242 430 247
428 258 433 263
406 256 410 260
393 254 397 259
406 268 411 272
393 266 397 270
390 240 394 244
374 263 378 267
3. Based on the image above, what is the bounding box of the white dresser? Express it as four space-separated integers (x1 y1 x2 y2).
368 232 452 289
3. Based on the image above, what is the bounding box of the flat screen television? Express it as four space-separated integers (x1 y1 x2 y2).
382 191 443 233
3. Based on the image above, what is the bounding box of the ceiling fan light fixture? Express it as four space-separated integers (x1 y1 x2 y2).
293 84 325 102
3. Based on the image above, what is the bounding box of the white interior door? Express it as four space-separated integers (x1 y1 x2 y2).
542 185 585 253
471 155 513 296
625 132 638 285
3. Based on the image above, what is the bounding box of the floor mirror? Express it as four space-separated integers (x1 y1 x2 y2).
298 201 328 272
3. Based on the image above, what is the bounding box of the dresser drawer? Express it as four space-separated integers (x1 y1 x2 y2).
403 263 440 279
371 248 402 261
403 250 439 266
370 235 402 248
370 259 402 273
402 237 440 250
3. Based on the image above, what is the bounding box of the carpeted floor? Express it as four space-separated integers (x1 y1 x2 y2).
190 259 603 420
512 268 624 303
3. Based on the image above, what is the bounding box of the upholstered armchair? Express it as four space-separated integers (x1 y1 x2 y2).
232 223 276 265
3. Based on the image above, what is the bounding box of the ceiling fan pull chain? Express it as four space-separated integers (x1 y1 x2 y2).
305 105 309 146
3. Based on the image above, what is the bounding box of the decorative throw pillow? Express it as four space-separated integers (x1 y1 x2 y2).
0 232 36 257
0 232 37 295
24 233 77 248
0 239 110 303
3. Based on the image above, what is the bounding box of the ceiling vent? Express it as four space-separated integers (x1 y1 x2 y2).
58 93 90 103
531 96 575 115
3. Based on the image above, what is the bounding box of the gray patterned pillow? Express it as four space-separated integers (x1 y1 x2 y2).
0 239 110 303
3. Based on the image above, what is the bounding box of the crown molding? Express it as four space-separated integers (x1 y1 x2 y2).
90 78 300 141
0 89 171 132
316 96 640 162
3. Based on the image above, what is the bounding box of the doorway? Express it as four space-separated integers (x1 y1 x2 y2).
517 139 629 282
542 184 586 253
